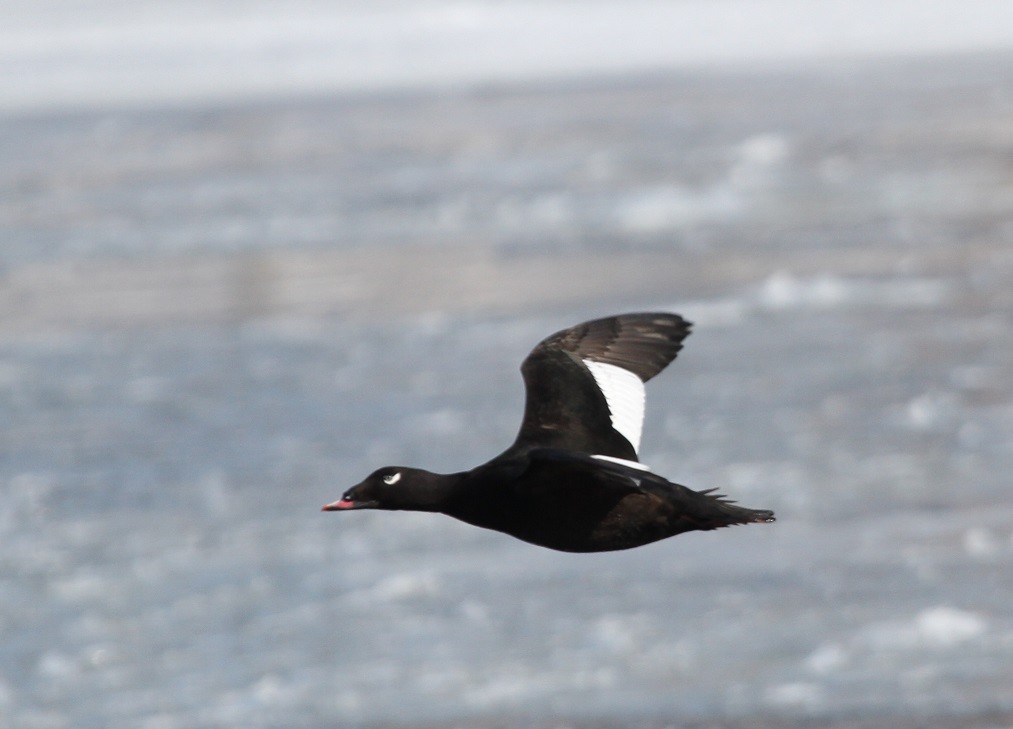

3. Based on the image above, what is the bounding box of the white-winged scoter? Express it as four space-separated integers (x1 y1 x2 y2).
324 313 774 552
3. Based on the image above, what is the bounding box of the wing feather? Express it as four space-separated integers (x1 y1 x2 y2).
511 312 691 459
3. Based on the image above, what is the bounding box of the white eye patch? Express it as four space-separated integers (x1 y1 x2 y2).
382 472 401 485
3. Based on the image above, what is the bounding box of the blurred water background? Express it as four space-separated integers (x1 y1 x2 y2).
2 2 1012 728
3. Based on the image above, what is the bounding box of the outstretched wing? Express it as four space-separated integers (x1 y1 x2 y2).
511 312 691 460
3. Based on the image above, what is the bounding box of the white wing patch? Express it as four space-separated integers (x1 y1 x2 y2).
583 359 646 453
592 454 652 472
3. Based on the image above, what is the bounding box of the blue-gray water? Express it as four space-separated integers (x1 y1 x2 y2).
2 52 1012 728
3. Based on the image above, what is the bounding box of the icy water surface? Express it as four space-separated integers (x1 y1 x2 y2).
1 55 1012 728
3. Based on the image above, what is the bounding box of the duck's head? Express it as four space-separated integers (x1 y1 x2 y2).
322 466 449 512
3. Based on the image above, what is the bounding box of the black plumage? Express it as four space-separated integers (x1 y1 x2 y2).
324 313 774 552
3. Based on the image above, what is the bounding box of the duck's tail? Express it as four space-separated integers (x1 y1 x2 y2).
638 477 775 532
686 487 775 530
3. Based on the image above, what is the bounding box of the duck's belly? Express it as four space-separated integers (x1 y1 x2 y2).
448 492 682 553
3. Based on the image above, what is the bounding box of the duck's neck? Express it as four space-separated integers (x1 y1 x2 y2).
393 470 468 512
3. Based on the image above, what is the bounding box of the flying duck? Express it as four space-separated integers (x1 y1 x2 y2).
324 313 774 552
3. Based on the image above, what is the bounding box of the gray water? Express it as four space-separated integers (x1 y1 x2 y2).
2 52 1012 728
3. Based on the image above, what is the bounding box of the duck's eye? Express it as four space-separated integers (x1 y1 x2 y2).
382 472 401 485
